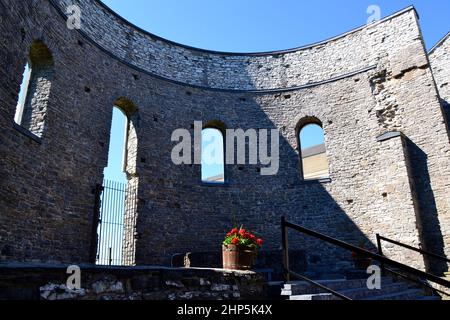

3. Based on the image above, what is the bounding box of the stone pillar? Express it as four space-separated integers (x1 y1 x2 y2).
372 132 426 271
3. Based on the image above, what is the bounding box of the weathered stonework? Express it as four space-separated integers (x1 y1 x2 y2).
0 264 266 300
0 0 449 277
430 33 450 123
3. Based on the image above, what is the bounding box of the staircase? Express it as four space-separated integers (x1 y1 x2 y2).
277 218 450 301
270 276 441 300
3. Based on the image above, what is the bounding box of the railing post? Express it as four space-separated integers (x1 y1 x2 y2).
109 247 113 266
376 234 383 255
376 234 385 274
89 184 103 264
281 216 290 282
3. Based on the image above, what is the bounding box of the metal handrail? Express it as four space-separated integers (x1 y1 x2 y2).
376 234 450 297
281 217 450 289
376 234 450 264
288 271 352 300
383 266 450 297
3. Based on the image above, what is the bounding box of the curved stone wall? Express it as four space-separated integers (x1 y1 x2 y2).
53 0 417 91
1 0 449 275
430 33 450 114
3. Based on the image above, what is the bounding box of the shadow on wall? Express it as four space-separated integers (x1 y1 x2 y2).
138 84 379 279
405 137 448 275
262 114 377 278
440 98 450 128
0 0 363 269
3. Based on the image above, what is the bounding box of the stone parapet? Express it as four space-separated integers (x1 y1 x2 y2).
0 263 267 300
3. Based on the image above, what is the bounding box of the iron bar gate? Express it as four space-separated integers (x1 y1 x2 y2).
94 179 138 266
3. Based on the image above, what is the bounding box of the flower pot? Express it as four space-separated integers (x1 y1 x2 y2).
222 245 256 270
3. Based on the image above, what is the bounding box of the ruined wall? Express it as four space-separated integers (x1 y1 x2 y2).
0 0 449 274
428 33 450 273
52 0 431 92
430 33 450 123
0 264 266 300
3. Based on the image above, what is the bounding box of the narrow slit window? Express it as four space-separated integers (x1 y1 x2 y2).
14 63 32 125
299 123 329 180
14 40 54 137
202 128 225 184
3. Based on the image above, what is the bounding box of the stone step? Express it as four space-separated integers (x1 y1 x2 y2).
282 277 394 296
288 283 415 301
339 283 414 300
290 293 335 301
290 288 430 301
416 295 442 301
361 289 425 300
276 276 439 300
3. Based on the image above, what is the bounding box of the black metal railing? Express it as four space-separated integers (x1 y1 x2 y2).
376 234 450 297
376 234 450 265
288 270 352 300
93 180 138 266
281 217 450 300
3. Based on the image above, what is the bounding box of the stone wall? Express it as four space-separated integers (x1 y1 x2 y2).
53 0 422 92
428 33 450 274
0 0 449 276
0 264 266 300
430 33 450 123
18 40 54 137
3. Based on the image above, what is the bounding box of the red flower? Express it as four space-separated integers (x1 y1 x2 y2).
224 226 264 250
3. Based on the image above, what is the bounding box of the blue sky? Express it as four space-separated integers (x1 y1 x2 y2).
101 0 450 182
104 107 128 182
101 0 449 52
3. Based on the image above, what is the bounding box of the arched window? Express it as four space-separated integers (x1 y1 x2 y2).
97 98 139 266
105 97 138 181
298 121 329 181
202 125 225 184
14 40 54 137
14 63 31 124
103 106 129 183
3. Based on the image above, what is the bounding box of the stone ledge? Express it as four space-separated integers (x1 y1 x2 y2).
0 262 255 274
376 131 403 142
0 263 267 301
12 123 42 144
302 178 332 185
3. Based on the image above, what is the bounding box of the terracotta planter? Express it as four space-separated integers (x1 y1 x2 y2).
222 245 256 270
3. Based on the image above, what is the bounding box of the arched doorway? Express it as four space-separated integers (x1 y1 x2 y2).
96 99 139 266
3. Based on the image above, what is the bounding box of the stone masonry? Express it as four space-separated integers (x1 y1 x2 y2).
0 264 266 300
430 33 450 125
0 0 449 276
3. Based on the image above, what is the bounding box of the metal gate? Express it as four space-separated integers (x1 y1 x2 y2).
94 180 138 266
